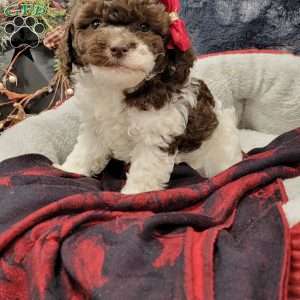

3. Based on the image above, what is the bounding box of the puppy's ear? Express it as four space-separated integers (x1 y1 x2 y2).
163 48 195 85
57 22 76 79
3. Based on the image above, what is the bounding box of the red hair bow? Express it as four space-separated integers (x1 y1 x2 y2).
160 0 192 51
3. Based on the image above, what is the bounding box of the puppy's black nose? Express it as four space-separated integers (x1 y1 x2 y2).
110 46 129 58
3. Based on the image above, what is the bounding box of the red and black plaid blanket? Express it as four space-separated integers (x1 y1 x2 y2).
0 129 300 300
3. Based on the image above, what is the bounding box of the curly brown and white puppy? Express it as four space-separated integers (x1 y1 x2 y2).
57 0 242 194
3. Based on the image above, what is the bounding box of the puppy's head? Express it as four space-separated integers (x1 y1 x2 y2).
59 0 195 90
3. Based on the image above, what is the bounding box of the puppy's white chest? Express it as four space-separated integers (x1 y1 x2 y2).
96 109 134 162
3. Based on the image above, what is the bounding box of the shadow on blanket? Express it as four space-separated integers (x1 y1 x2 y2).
0 128 299 299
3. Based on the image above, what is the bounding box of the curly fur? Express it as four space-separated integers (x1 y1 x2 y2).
57 0 242 194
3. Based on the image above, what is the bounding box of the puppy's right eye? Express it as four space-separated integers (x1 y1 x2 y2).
90 19 101 29
138 23 150 32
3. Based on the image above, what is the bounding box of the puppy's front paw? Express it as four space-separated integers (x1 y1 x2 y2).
121 184 142 195
53 163 91 176
121 183 163 195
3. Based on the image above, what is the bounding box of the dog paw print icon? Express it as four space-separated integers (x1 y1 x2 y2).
5 16 45 48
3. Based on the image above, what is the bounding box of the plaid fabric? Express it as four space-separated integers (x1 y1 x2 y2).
43 25 65 50
0 128 299 299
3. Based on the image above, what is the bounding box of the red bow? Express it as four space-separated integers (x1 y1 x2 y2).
160 0 191 52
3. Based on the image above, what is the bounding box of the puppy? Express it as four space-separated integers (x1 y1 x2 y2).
57 0 242 194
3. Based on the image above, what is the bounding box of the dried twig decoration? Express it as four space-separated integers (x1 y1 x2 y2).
0 51 73 131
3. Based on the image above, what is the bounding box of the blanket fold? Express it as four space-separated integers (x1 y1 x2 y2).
0 128 299 300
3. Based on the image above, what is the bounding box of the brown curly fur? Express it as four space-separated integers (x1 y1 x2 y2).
58 0 218 154
167 80 219 154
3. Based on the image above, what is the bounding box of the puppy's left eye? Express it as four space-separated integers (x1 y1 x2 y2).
138 23 150 32
90 19 101 29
